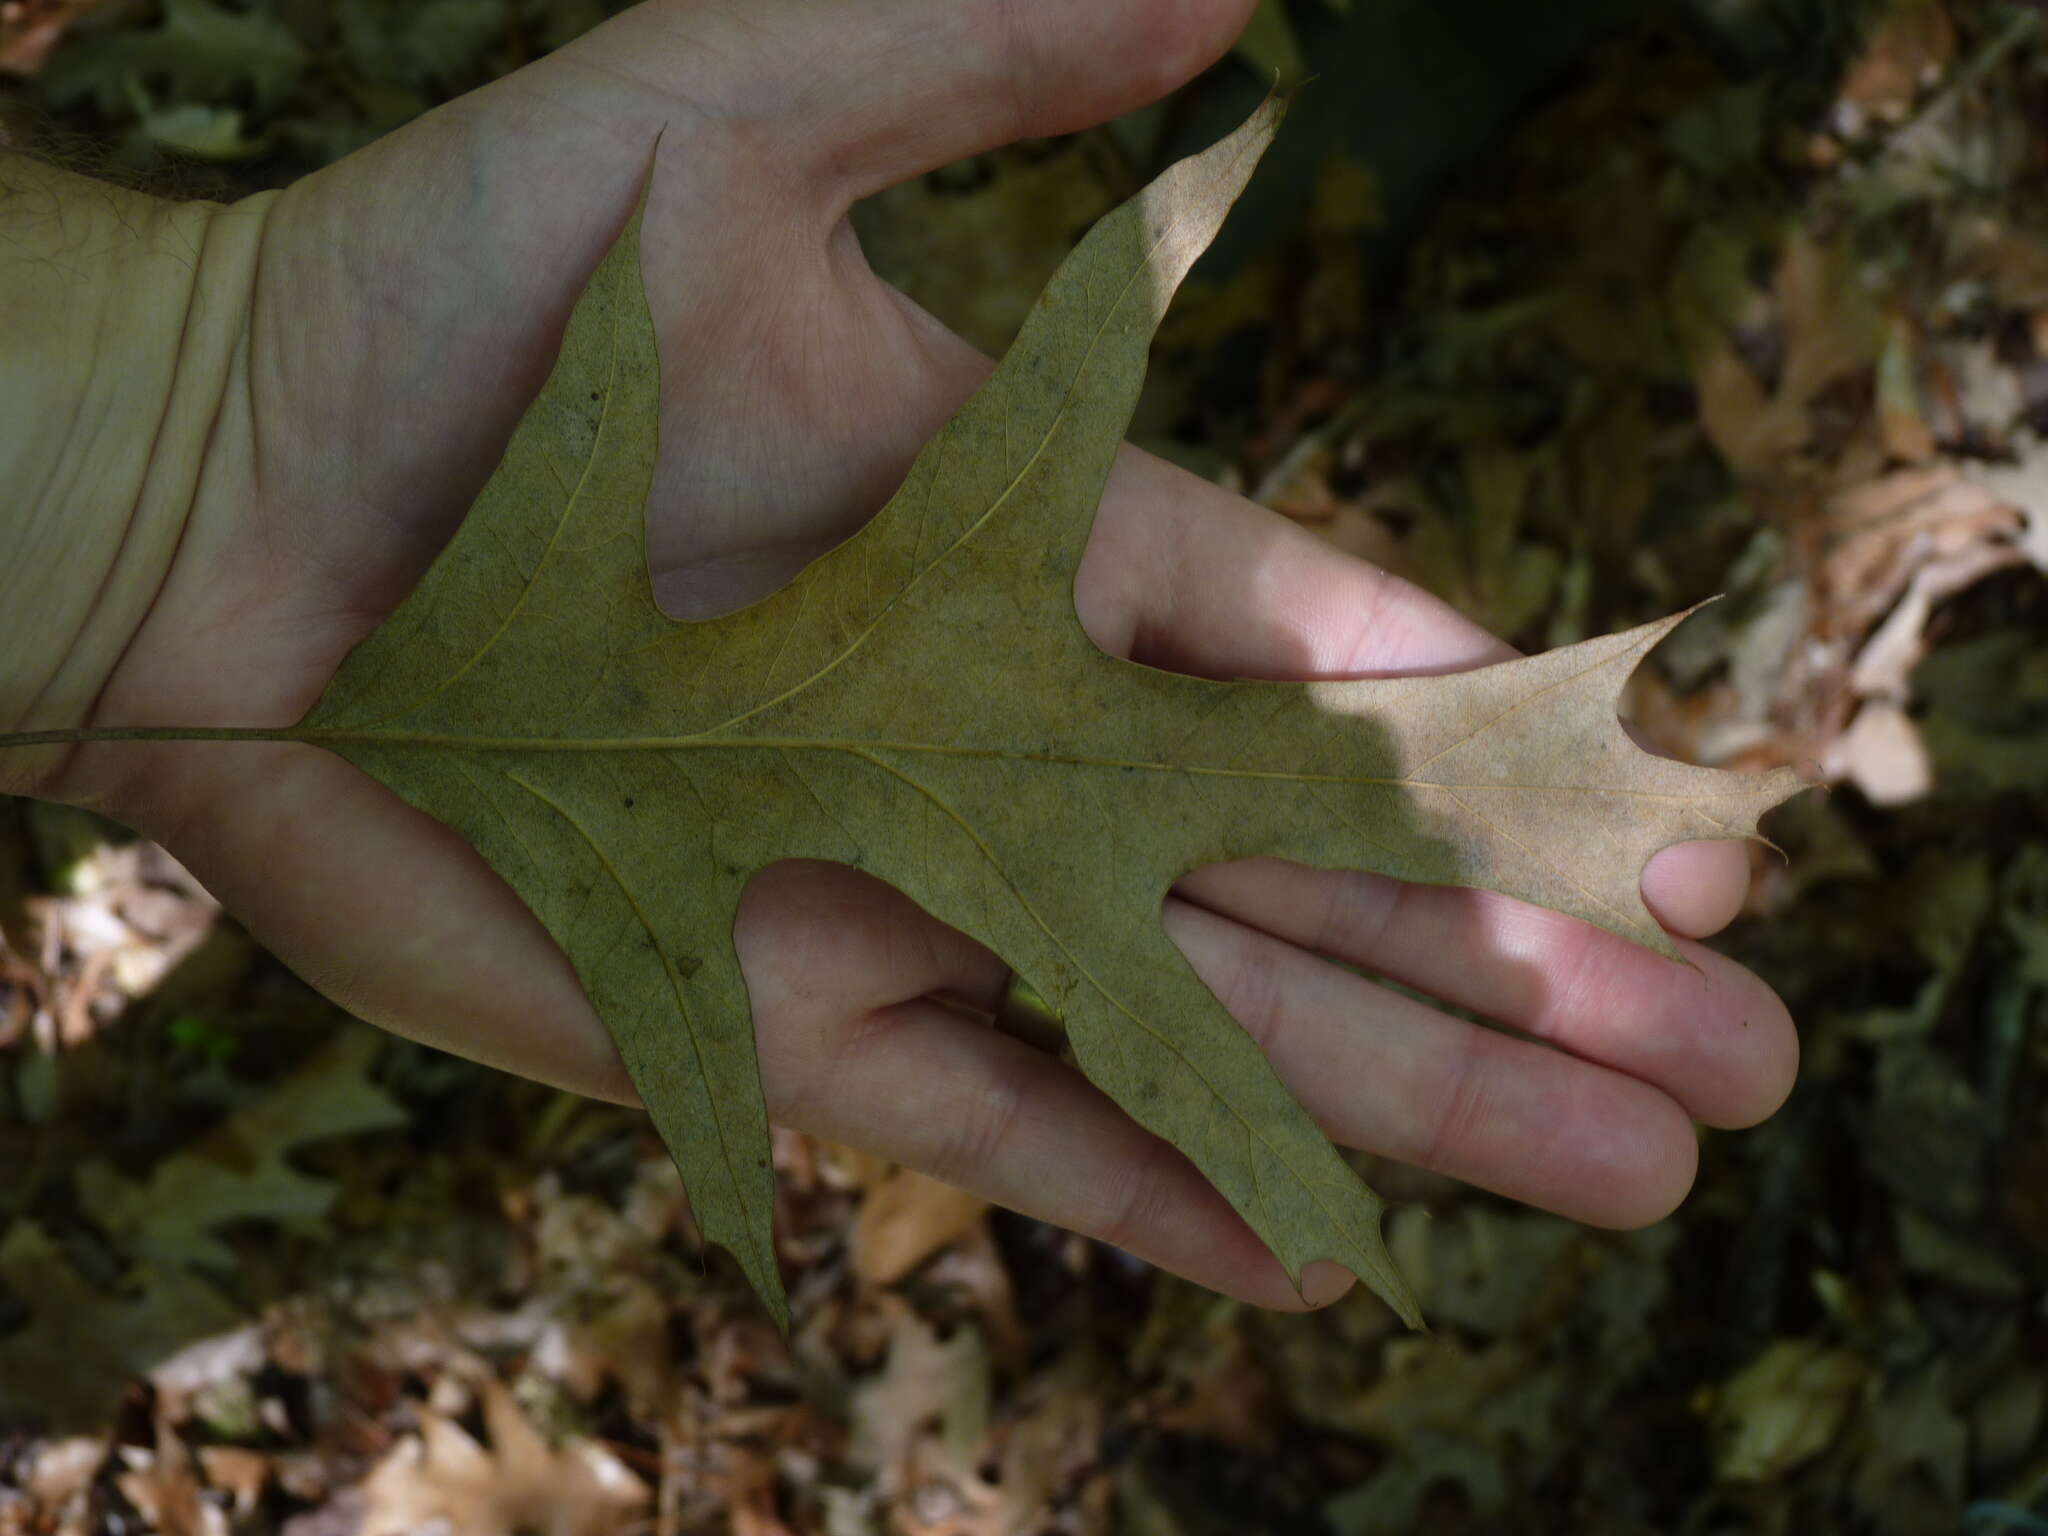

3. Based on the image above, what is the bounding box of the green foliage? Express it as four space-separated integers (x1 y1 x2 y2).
39 0 306 117
338 0 508 91
0 1029 402 1428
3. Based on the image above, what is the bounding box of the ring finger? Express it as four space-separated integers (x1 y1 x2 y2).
1160 895 1702 1226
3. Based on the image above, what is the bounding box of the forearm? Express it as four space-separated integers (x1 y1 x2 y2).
0 152 268 797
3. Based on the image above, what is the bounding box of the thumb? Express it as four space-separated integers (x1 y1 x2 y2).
622 0 1261 204
240 0 1256 625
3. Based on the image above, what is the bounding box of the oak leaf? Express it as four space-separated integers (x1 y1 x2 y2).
4 104 1804 1327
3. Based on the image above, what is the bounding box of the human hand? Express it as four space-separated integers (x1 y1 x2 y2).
15 0 1795 1310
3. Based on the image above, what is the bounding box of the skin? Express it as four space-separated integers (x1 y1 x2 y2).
0 0 1796 1311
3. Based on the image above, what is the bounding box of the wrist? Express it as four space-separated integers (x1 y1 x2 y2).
0 154 272 801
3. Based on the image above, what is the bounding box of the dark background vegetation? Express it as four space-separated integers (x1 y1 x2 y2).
1 0 2045 1531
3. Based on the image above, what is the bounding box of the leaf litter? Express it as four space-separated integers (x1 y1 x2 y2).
2 0 2047 1532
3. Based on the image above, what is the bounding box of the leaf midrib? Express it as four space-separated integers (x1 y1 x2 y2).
0 722 1766 808
277 729 1734 802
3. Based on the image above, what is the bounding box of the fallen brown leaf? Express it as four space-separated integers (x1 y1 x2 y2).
854 1169 990 1287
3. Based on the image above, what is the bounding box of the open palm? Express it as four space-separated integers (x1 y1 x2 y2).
50 0 1795 1309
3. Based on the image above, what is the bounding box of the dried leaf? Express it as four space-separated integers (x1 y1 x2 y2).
1834 0 1954 127
113 1418 225 1536
1849 1364 1967 1533
853 1169 989 1287
3 106 1806 1330
1703 1340 1869 1483
353 1376 648 1536
1826 700 1932 806
848 1305 990 1478
1690 233 1884 481
1877 318 1937 464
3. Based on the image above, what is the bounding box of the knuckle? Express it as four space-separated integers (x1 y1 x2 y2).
1220 936 1288 1053
928 1062 1027 1192
1416 1044 1489 1176
1529 921 1615 1042
1316 868 1402 959
1096 1135 1179 1256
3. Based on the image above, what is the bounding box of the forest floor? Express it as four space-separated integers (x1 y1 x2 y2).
1 1 2045 1532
